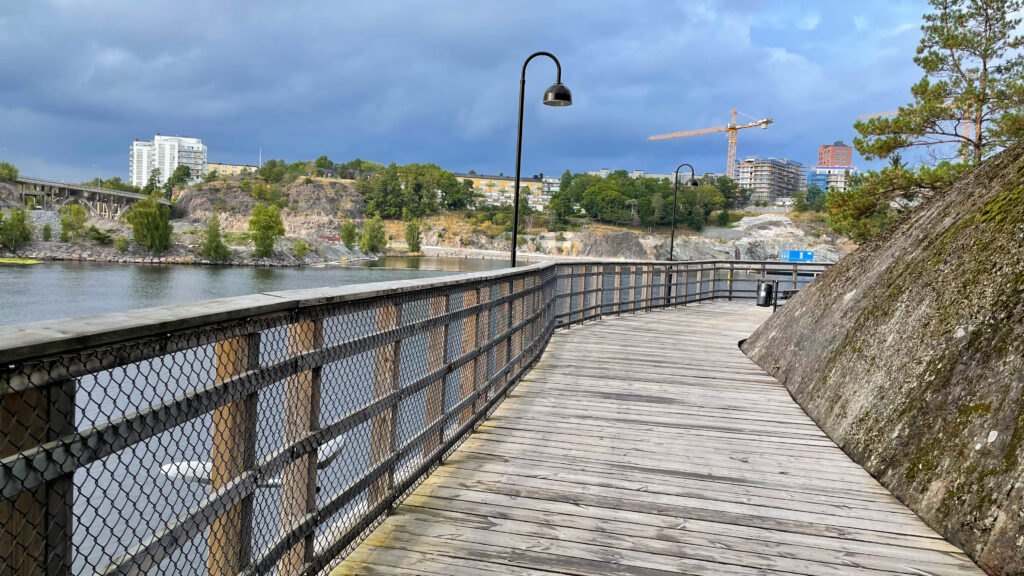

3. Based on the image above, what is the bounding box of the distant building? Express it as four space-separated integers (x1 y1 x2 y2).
130 135 207 187
817 141 853 168
586 168 678 182
542 176 561 195
454 173 547 209
735 157 804 203
807 166 857 193
207 162 258 177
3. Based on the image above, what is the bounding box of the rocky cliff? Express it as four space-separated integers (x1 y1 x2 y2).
742 144 1024 574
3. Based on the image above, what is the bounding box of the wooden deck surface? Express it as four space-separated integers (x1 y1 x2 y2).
332 301 984 576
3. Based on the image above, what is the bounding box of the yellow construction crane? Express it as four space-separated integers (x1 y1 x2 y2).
648 109 773 179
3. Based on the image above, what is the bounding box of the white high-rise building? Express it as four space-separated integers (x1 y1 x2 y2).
129 135 207 187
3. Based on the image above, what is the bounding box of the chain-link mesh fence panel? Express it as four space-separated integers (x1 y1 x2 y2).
1 260 830 576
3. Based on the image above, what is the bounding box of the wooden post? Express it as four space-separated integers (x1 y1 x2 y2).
1 379 75 576
496 281 512 380
509 278 524 374
728 262 734 301
208 334 258 576
457 290 479 425
792 264 799 292
696 265 704 302
612 265 621 315
473 285 491 412
368 304 401 506
423 296 449 457
278 319 323 576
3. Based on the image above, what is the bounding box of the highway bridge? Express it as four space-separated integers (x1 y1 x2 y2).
14 176 169 220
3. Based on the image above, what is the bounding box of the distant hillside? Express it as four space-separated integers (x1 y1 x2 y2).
742 143 1024 574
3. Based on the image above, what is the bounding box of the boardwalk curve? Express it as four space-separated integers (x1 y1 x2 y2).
333 301 984 576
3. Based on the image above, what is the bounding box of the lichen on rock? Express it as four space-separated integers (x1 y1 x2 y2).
741 143 1024 575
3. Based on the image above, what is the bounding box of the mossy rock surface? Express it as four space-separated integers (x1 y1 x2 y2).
742 143 1024 575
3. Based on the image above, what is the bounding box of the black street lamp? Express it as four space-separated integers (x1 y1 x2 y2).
669 163 700 261
512 51 572 267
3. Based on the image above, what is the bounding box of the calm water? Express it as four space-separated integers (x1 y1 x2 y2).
0 256 507 327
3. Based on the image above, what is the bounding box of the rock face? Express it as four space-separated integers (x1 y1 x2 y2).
741 144 1024 574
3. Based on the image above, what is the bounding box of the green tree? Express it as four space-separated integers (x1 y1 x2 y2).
793 189 809 212
0 207 34 250
359 216 387 253
854 0 1024 163
805 184 827 211
0 161 20 181
293 238 311 259
404 219 422 252
314 155 334 175
42 223 52 241
163 164 192 198
340 220 358 249
716 210 730 226
59 204 88 242
142 169 161 196
248 203 285 257
114 235 130 252
203 169 218 183
202 209 231 261
125 194 172 253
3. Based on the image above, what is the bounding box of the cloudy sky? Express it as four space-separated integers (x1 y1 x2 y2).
0 1 929 182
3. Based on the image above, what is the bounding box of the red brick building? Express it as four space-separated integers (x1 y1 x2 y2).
817 141 853 167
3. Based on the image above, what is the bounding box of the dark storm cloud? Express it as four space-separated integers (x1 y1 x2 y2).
0 1 927 181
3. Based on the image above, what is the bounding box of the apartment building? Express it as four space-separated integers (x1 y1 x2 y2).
129 135 207 187
207 162 258 177
454 173 549 210
735 157 804 203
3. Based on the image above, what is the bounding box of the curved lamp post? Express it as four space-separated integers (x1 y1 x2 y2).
512 51 572 267
669 163 700 261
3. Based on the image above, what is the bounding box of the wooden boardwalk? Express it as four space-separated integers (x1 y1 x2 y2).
333 301 984 576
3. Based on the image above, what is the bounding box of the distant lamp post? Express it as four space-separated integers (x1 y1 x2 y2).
512 51 572 267
669 163 700 261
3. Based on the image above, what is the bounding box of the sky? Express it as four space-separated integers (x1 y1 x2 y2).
0 1 931 182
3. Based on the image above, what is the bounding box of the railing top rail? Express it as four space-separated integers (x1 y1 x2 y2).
0 262 552 365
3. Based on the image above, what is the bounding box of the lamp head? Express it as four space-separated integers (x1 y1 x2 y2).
684 177 700 187
543 82 573 106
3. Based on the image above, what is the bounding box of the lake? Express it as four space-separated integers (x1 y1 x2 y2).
0 256 508 327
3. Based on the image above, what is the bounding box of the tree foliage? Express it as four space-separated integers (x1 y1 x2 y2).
360 163 456 219
359 216 387 253
125 194 172 253
85 176 140 194
0 207 34 250
404 219 422 253
340 220 358 249
202 209 231 261
0 161 18 182
547 170 730 230
854 0 1024 163
248 203 285 257
59 204 88 242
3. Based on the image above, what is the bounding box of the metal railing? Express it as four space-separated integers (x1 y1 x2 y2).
0 259 829 576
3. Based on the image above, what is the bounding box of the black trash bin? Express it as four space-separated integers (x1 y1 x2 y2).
756 280 773 307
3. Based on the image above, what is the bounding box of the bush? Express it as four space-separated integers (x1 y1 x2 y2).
87 225 113 244
125 194 172 253
555 232 566 242
716 210 730 226
340 220 358 249
404 219 421 253
293 238 311 259
202 209 231 261
42 223 52 241
59 204 88 242
223 231 251 246
248 204 285 257
0 207 34 250
359 216 387 253
114 235 130 252
0 161 18 182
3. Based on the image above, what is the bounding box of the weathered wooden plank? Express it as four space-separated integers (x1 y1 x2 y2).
331 302 985 576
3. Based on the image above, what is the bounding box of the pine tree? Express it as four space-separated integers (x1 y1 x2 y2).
202 209 231 261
